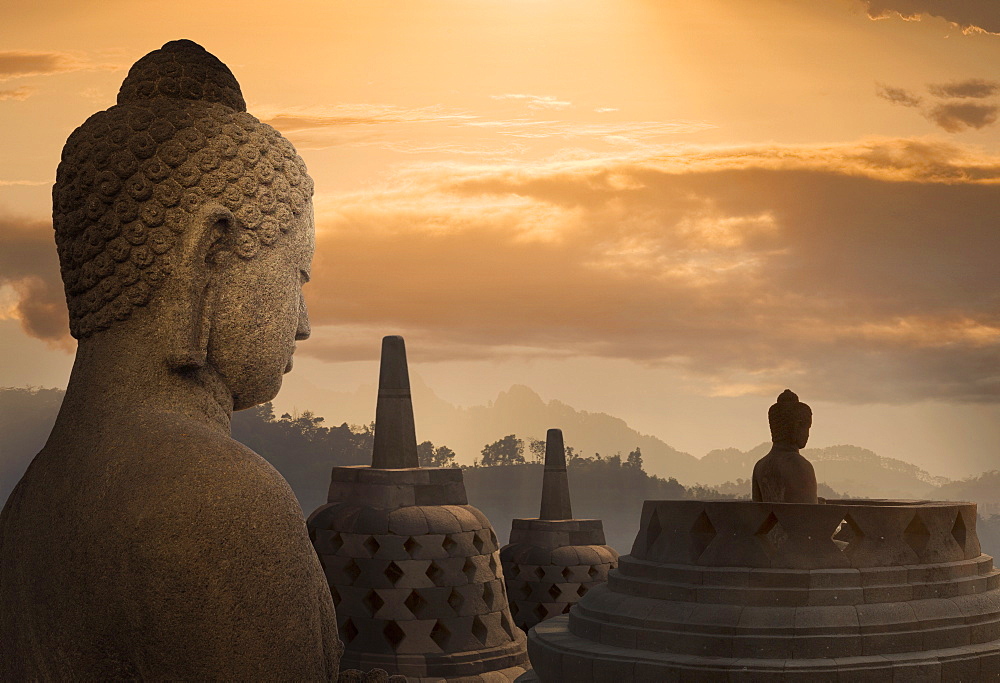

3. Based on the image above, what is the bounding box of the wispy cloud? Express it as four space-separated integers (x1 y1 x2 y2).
861 1 1000 35
490 93 572 110
0 179 49 186
462 119 715 142
878 80 1000 132
876 83 922 108
0 86 34 101
0 50 118 81
929 78 1000 98
258 103 477 132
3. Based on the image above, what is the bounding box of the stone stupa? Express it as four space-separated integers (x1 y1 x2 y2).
308 336 530 681
499 429 619 632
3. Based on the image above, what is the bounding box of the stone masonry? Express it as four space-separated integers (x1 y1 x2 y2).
309 336 531 681
500 429 619 632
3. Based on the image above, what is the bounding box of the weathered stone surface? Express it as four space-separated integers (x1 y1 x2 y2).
309 336 529 681
0 39 341 679
527 499 1000 680
752 389 819 504
539 428 572 521
372 335 419 469
500 429 619 633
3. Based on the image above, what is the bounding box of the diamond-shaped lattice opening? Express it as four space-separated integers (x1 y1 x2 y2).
405 589 429 618
323 531 343 555
489 529 499 547
363 535 380 557
404 536 420 556
430 619 451 650
953 512 968 550
561 566 573 581
329 585 341 606
384 561 405 586
345 558 362 583
588 565 600 580
442 535 458 555
447 587 464 613
577 584 588 598
645 507 663 550
547 583 561 601
471 615 488 645
426 561 445 583
518 582 532 599
341 617 359 644
383 620 405 649
562 603 572 614
533 603 548 623
363 589 385 617
488 554 499 574
463 558 478 581
483 581 495 607
832 513 864 554
473 532 485 554
534 566 546 580
904 514 931 554
510 601 519 617
755 512 789 556
501 611 516 639
690 509 718 562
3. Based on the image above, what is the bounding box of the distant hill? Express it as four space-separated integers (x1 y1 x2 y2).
697 442 948 499
932 471 1000 516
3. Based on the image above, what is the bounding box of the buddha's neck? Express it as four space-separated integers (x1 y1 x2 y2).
50 327 232 442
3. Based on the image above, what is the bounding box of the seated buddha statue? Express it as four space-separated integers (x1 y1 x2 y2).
751 389 819 504
0 40 343 679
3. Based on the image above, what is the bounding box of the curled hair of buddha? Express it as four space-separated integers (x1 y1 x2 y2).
767 389 812 442
53 39 314 340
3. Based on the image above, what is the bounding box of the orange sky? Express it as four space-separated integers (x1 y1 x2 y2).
2 0 1000 478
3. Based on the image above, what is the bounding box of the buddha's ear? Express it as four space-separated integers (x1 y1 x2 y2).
163 203 234 371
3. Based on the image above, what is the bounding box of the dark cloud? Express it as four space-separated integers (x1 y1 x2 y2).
0 51 82 80
928 78 1000 99
6 139 1000 404
301 139 1000 404
0 215 69 347
876 83 922 107
862 1 1000 35
927 102 999 131
878 81 1000 131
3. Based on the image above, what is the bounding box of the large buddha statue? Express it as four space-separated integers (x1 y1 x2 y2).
0 40 343 679
751 389 819 504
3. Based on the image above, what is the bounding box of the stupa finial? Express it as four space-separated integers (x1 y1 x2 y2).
539 428 573 519
371 335 419 469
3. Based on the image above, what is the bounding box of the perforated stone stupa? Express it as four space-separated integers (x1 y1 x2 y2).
308 336 530 681
499 429 618 632
526 498 1000 680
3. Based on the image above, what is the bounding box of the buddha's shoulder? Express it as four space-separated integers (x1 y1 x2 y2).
110 414 300 516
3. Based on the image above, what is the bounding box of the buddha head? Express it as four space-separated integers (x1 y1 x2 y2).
52 39 314 410
768 389 812 449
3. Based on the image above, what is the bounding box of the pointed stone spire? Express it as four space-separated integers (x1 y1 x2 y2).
539 428 573 520
371 335 419 469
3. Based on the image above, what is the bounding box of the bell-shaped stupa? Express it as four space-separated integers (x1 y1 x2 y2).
499 429 619 632
308 336 530 681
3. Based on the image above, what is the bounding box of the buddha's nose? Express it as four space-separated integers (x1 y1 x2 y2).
295 294 311 341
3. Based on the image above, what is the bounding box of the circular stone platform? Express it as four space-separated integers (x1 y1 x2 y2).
526 499 1000 681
